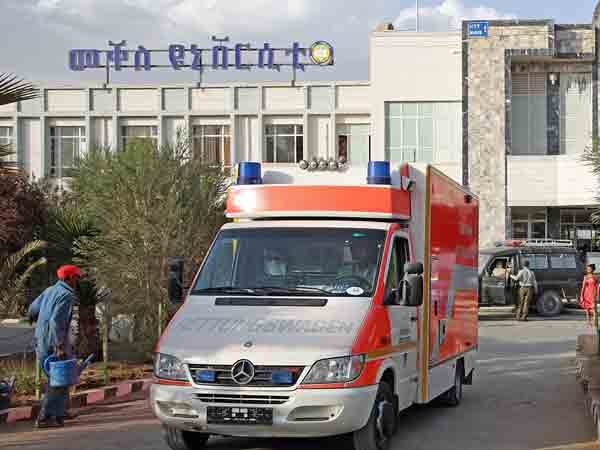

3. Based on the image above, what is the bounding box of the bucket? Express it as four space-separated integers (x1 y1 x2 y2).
43 354 95 388
0 376 14 410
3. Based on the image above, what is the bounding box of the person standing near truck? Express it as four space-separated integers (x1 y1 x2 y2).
27 265 81 429
579 264 598 327
509 260 538 321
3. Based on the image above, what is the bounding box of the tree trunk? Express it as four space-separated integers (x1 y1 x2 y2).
77 302 99 357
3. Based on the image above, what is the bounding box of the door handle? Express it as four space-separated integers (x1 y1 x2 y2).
410 317 418 322
434 301 438 316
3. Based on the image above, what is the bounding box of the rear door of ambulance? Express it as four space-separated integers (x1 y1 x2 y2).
420 166 479 402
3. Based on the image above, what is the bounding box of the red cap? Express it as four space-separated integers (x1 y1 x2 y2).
57 265 81 280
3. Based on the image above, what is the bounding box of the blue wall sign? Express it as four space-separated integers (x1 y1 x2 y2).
69 39 334 72
468 21 489 38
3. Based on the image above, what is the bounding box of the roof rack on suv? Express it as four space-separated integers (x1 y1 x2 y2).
495 239 574 248
522 239 573 247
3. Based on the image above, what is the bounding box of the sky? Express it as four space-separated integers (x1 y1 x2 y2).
1 0 598 85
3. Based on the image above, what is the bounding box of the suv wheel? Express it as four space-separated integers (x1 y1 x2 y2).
537 291 562 317
163 426 209 450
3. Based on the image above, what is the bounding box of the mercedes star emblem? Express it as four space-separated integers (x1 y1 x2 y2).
231 359 255 385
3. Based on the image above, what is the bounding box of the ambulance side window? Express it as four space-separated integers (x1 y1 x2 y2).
385 237 409 296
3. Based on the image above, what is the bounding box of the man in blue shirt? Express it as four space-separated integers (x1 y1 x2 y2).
28 265 80 428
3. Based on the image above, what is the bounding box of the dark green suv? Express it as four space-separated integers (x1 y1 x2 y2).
479 240 584 317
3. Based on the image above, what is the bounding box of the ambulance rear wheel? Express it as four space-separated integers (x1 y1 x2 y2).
351 381 396 450
441 361 463 407
163 426 209 450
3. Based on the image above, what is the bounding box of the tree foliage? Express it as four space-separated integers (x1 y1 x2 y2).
0 240 47 319
69 135 228 344
0 173 47 254
0 74 38 173
581 138 600 225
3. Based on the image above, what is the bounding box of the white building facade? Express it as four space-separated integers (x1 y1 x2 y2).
4 20 599 250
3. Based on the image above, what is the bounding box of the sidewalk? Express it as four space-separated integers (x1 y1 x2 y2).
575 332 600 441
479 306 585 321
0 378 152 425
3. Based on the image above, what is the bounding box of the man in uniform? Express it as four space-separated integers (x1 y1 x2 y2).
28 265 81 428
509 260 538 322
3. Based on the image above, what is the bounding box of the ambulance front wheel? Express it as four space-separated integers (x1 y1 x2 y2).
163 426 209 450
351 381 396 450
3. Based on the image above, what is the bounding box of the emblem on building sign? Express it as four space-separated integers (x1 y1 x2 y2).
310 41 334 66
231 359 255 385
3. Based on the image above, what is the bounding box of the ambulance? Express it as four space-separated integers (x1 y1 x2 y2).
152 161 479 450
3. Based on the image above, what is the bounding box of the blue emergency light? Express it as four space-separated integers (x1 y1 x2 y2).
271 370 294 385
196 370 217 383
237 162 262 185
367 161 391 185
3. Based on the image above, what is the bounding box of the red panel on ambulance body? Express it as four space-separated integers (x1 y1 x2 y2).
427 168 479 366
226 185 411 220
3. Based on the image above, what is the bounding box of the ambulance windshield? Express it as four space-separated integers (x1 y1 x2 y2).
193 228 386 297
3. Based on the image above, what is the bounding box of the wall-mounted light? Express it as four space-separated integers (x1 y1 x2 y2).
549 72 558 86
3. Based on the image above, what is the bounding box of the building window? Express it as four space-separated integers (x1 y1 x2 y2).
192 125 231 167
385 102 461 163
511 208 547 240
560 209 599 251
121 125 158 149
560 73 592 155
511 73 547 155
265 124 303 163
337 124 370 164
0 126 14 162
49 126 86 178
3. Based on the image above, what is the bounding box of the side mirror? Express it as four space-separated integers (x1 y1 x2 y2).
401 274 423 307
404 262 424 275
167 257 185 304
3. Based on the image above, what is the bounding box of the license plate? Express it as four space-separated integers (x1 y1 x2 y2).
206 406 273 425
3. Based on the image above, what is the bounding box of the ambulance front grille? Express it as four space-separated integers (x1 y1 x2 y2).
194 393 290 405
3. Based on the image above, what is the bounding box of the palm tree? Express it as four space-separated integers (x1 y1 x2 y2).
0 241 47 319
0 74 39 173
45 207 107 356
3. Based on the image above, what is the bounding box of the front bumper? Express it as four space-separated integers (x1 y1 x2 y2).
150 383 378 438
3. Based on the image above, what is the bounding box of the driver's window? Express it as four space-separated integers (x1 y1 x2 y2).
385 237 409 296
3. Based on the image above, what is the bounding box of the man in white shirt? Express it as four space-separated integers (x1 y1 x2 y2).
509 260 538 322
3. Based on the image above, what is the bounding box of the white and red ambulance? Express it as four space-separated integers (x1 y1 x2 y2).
152 162 479 450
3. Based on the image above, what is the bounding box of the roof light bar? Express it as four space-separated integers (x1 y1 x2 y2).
367 161 391 185
237 162 262 185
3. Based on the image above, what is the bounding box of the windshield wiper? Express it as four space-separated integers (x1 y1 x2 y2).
191 287 260 296
246 286 332 296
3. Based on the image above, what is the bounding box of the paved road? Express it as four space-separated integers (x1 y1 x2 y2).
1 317 597 450
0 324 34 357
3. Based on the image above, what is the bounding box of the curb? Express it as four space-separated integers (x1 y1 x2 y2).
0 378 153 425
575 334 600 441
0 319 23 325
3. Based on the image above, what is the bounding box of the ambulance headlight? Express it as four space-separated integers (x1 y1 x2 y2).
154 353 188 381
303 355 365 384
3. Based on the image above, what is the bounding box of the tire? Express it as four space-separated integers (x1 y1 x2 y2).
351 381 397 450
440 361 463 407
163 426 210 450
537 291 562 317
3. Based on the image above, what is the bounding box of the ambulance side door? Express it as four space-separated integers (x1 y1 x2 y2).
384 232 419 411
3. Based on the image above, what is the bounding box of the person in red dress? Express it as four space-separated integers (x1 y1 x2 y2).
580 264 598 327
